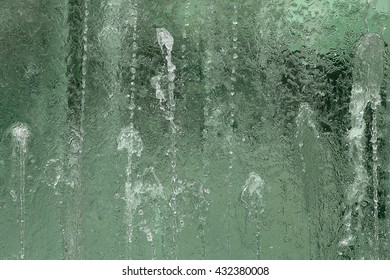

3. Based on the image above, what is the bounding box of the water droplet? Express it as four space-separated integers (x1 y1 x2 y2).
146 231 153 242
10 190 17 202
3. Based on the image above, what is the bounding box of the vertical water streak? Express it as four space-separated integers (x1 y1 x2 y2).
296 103 320 173
127 0 139 259
295 103 320 259
99 0 139 258
117 124 143 258
10 123 30 260
181 1 190 67
201 48 212 260
44 158 67 255
199 1 218 259
225 4 239 257
128 0 138 121
65 0 90 259
99 0 123 101
341 33 384 259
367 36 384 259
240 172 266 259
156 27 178 258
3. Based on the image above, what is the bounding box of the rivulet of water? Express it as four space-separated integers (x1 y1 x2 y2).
9 123 30 259
341 33 385 259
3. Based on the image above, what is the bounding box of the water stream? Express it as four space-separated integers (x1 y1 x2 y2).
10 123 30 259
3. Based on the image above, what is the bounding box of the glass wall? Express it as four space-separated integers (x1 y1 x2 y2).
0 0 389 259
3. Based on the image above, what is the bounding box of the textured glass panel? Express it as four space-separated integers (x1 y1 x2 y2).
0 0 389 260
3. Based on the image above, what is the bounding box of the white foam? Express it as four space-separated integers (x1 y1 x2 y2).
151 74 165 106
156 28 176 82
11 123 30 153
241 172 266 209
117 123 143 157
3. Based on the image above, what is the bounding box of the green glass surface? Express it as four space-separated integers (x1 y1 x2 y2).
0 0 390 260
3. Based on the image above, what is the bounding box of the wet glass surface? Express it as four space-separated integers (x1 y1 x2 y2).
0 0 389 259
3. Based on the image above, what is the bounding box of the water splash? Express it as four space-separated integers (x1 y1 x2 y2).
241 172 266 207
341 33 385 259
10 123 30 259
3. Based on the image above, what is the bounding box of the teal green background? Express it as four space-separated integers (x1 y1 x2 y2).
0 0 390 259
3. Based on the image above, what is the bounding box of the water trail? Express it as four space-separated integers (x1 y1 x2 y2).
117 124 143 258
127 0 138 121
240 172 266 259
123 0 138 123
225 4 239 257
9 123 30 259
198 1 217 259
181 1 190 68
341 33 384 259
127 0 139 259
98 0 138 117
296 103 319 174
99 0 123 101
156 27 178 258
201 46 213 260
151 74 165 110
295 103 321 259
65 0 90 259
44 158 67 252
98 0 139 259
133 167 165 259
